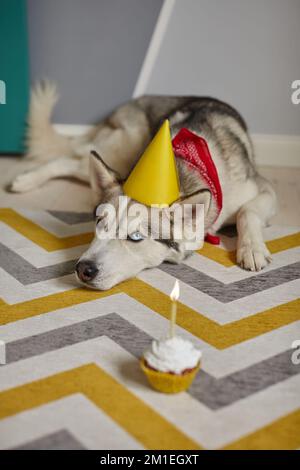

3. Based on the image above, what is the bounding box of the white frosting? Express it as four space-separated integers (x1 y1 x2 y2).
143 336 202 374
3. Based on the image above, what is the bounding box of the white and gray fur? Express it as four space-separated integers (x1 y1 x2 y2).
10 82 277 290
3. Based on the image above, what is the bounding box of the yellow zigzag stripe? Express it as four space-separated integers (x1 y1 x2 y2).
0 363 200 450
0 364 299 450
0 279 299 349
223 409 300 450
198 232 300 267
198 242 237 267
0 208 93 251
1 208 299 265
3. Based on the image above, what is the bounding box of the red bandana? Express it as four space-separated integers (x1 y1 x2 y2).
172 128 223 245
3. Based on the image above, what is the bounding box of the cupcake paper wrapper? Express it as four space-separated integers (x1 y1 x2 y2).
140 359 200 394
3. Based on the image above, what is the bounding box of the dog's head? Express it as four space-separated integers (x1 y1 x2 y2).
75 151 213 290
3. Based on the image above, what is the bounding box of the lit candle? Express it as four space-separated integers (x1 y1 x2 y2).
169 279 180 338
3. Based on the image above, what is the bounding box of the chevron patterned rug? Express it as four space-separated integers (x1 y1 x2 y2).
0 207 299 450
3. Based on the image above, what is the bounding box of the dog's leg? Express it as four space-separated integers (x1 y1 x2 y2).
90 103 150 179
236 177 277 271
10 157 88 193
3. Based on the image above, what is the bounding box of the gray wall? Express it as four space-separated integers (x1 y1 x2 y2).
27 0 163 124
146 0 300 135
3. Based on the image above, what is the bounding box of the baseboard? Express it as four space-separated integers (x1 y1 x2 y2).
53 124 93 136
252 134 300 167
54 124 300 168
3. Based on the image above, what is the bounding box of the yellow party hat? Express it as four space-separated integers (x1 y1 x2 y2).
123 120 180 206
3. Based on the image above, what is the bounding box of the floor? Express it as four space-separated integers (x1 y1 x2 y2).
0 156 300 226
0 156 299 450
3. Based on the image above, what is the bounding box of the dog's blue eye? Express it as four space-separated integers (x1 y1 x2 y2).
128 231 144 242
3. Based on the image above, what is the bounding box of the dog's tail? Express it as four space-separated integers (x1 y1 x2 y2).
26 81 73 160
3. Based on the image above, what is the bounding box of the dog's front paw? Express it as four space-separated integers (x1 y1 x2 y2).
237 242 272 271
10 172 39 193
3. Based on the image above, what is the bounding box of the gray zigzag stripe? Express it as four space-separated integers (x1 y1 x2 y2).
48 210 94 225
4 313 299 410
160 261 300 302
0 241 299 300
0 242 75 284
9 430 85 450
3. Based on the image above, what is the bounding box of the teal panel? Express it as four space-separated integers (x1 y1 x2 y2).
0 0 29 154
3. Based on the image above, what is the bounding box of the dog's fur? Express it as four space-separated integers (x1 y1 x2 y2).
11 82 277 290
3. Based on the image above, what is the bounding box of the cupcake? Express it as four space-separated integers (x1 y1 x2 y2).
141 336 201 393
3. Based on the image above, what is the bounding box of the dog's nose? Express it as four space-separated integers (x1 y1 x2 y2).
76 260 99 282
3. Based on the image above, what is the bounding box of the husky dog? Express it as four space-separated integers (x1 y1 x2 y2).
11 83 277 290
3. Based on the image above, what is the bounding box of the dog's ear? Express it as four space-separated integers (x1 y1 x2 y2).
170 188 211 234
168 189 212 249
89 150 122 201
177 188 211 216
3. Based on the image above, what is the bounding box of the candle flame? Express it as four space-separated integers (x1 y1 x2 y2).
170 279 180 301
